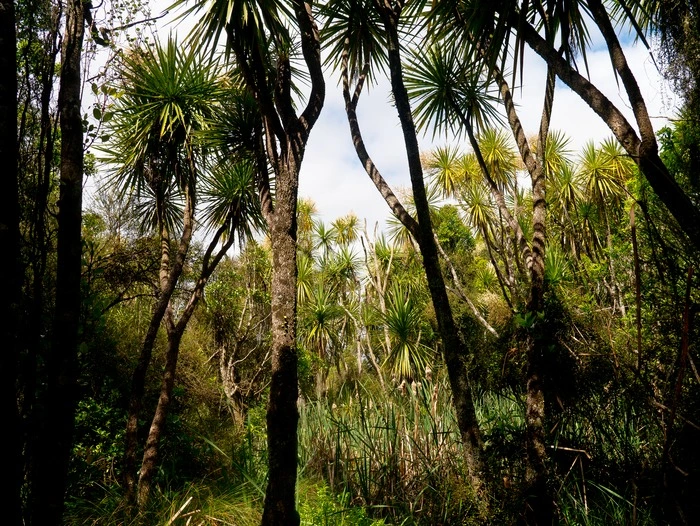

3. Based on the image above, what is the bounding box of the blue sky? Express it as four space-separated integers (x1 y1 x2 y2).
88 3 681 238
297 41 679 233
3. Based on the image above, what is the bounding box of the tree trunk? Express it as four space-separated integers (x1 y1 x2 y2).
30 0 85 522
20 15 60 492
262 162 301 524
340 2 487 495
226 1 324 522
136 310 184 508
373 2 487 496
630 205 643 371
123 183 195 504
500 60 555 525
516 12 700 251
0 0 23 521
136 214 237 507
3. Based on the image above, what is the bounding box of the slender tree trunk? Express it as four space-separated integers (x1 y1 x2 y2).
510 62 555 525
123 182 195 504
375 2 487 496
630 205 643 371
226 2 324 522
136 309 183 508
515 11 700 250
136 217 237 507
30 0 85 522
340 4 486 495
18 11 60 510
484 58 555 523
0 0 23 520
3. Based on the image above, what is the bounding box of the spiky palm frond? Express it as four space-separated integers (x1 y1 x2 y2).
382 283 432 381
535 129 573 178
599 136 635 186
332 213 359 247
302 284 343 360
576 200 603 256
100 36 223 233
460 181 496 238
424 0 600 86
550 163 582 217
544 245 571 288
425 145 464 198
297 252 314 306
313 221 337 257
203 80 262 159
477 127 519 193
372 234 394 267
178 0 292 56
200 158 265 244
321 0 388 83
404 44 503 138
326 246 361 293
473 263 498 292
298 197 318 231
578 140 627 212
459 152 483 184
133 178 185 236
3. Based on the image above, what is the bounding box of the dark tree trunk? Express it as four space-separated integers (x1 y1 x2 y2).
262 161 302 525
498 61 555 524
136 312 184 507
225 1 324 522
123 182 195 505
368 1 487 496
19 11 60 491
30 0 85 522
122 211 171 502
0 0 23 521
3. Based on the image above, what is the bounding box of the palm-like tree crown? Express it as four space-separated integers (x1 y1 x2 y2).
102 37 223 229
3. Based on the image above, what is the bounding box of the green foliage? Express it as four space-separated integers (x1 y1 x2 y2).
18 0 700 523
298 373 482 525
382 283 435 381
433 204 475 254
70 398 126 499
659 111 700 196
299 483 387 526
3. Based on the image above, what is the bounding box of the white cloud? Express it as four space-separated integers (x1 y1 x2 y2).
89 6 681 236
299 41 680 231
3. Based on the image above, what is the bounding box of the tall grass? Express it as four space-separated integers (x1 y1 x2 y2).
297 369 663 525
65 370 663 524
298 372 482 524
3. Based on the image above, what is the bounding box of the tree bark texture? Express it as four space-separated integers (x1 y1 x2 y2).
262 161 302 525
136 211 237 507
136 316 184 507
30 0 85 523
250 2 324 523
500 60 555 525
123 183 195 505
0 0 23 521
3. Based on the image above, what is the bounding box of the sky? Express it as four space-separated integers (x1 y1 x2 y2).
89 3 681 237
296 43 679 234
